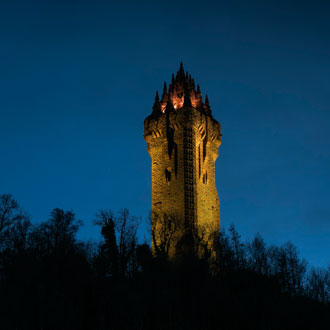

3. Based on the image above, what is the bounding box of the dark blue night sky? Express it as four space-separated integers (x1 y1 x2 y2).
1 0 329 267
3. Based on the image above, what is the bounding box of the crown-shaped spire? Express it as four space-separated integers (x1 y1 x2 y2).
152 63 213 115
176 61 185 82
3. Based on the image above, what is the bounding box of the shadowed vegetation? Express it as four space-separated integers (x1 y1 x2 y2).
0 194 329 329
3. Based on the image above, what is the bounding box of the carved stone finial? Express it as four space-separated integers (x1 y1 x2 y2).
183 83 192 107
163 82 167 95
205 94 209 106
204 94 211 114
152 91 161 113
155 90 159 102
197 84 201 96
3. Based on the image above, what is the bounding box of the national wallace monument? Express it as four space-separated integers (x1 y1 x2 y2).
144 63 222 257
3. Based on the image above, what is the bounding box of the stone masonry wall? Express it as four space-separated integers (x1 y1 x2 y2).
144 105 221 257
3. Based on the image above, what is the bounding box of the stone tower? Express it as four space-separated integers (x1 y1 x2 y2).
144 63 222 256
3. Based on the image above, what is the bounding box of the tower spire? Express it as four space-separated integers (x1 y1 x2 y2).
205 94 209 105
163 82 167 95
196 84 201 96
155 90 159 102
161 82 169 104
177 61 185 81
183 82 192 107
152 91 161 113
204 94 211 114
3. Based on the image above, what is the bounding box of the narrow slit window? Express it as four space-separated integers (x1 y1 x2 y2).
203 170 208 184
165 168 171 183
198 144 201 178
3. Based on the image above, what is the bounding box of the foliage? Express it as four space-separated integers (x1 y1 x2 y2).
0 193 329 330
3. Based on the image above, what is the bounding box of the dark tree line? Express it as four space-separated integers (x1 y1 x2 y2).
0 193 329 330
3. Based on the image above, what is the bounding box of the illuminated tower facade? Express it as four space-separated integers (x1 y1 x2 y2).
144 63 221 256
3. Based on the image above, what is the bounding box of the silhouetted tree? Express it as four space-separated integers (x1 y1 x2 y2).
191 223 218 260
228 224 246 269
136 242 152 272
29 208 82 257
115 209 139 277
0 194 30 280
95 208 139 277
151 211 180 259
214 229 235 272
1 195 329 330
270 242 307 296
94 210 119 277
306 266 330 304
247 233 270 275
0 194 30 252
